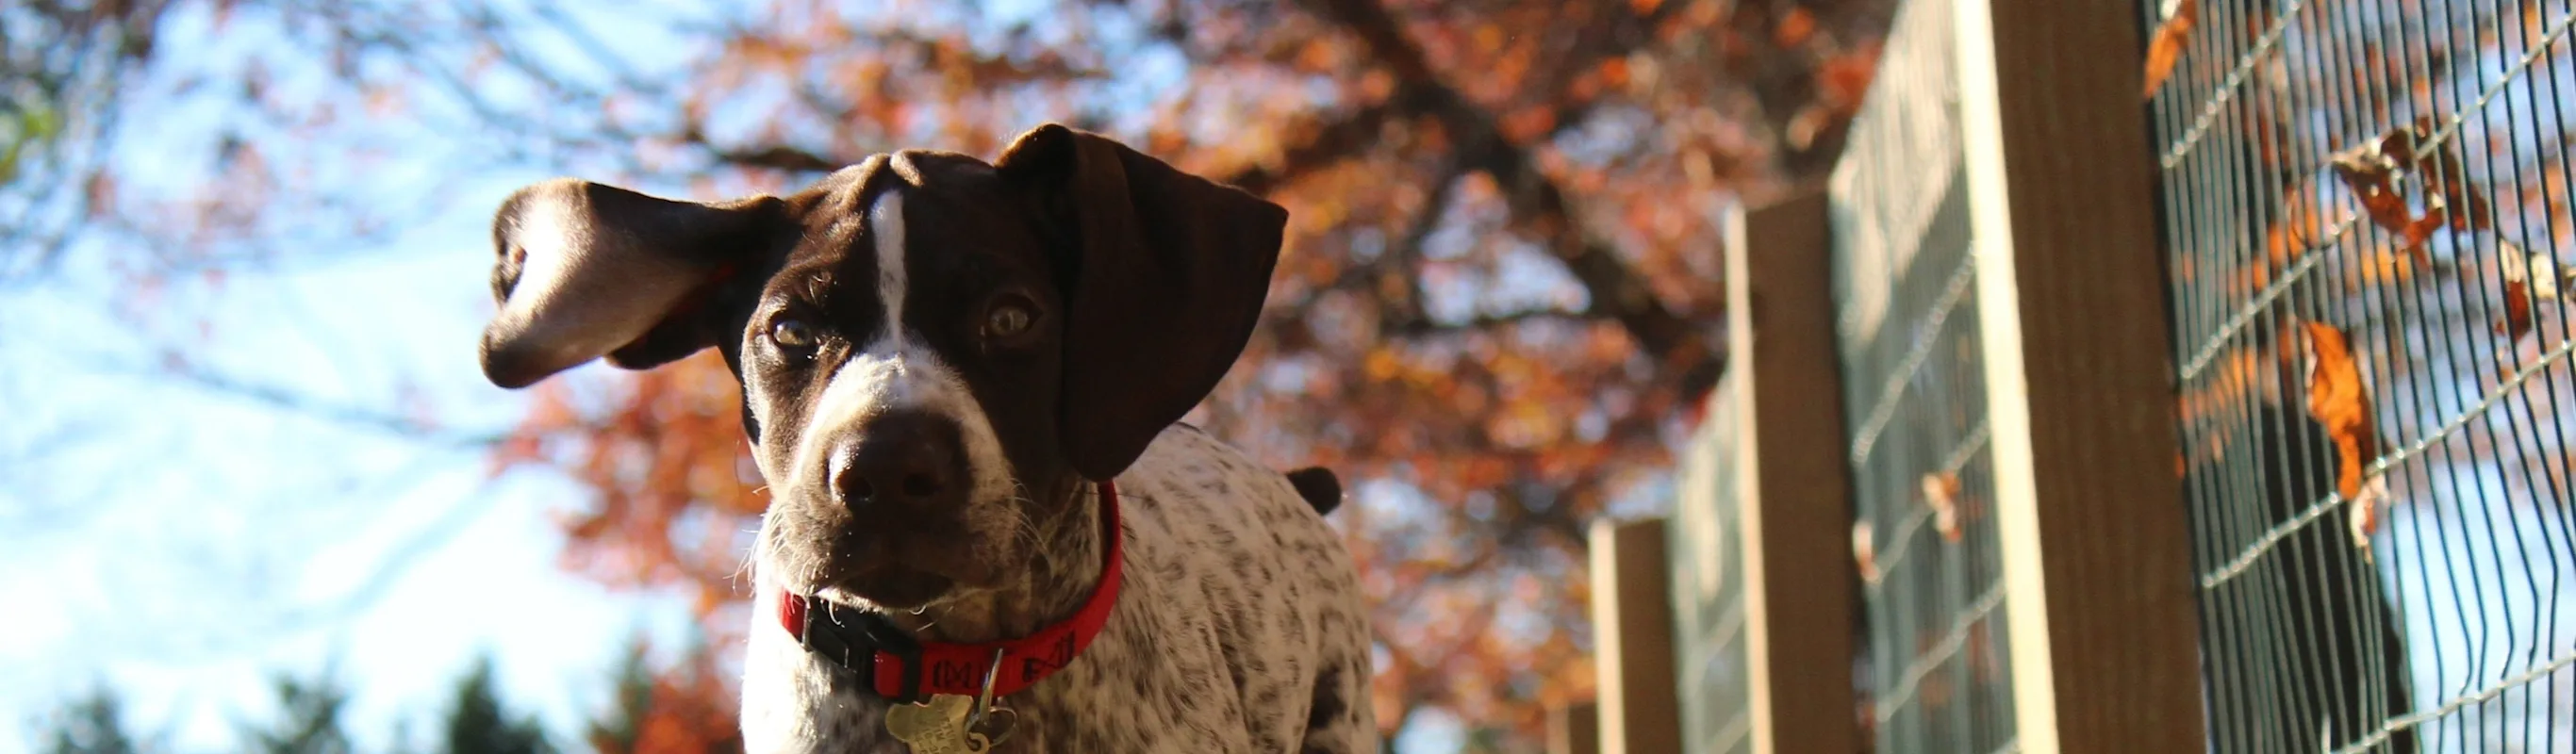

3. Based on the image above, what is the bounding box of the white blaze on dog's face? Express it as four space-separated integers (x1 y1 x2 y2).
740 161 1073 611
743 178 1054 609
470 125 1289 612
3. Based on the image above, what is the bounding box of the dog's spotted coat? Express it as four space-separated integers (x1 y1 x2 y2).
744 426 1371 753
472 123 1376 753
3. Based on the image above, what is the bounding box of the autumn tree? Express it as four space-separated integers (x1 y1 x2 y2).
12 0 1891 749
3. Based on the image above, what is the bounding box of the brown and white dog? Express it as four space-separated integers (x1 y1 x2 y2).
472 123 1376 752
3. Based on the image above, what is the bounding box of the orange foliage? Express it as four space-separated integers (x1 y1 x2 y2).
2142 0 2196 99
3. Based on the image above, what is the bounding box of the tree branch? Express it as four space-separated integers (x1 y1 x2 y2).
1301 0 1721 388
137 358 514 449
1389 309 1607 337
1218 84 1435 197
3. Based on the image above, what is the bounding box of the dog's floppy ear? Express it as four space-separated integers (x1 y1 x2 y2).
995 123 1287 481
478 178 784 389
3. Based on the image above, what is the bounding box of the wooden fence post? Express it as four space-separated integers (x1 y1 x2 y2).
1546 701 1601 754
1950 0 2205 751
1724 188 1862 754
1589 517 1680 754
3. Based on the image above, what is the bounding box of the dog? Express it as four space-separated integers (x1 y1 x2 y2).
471 123 1377 753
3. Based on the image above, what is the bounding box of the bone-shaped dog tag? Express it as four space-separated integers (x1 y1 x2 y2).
884 695 991 754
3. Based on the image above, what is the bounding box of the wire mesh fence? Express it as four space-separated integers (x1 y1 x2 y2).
1826 0 2019 750
1666 371 1753 754
2150 0 2576 751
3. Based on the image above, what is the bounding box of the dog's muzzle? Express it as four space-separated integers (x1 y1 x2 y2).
825 408 968 515
777 481 1126 704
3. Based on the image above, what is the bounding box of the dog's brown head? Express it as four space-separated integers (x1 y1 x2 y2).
474 123 1285 610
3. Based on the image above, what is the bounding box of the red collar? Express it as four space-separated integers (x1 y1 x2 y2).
776 481 1124 702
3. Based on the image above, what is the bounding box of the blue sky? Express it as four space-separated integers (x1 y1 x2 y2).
0 167 705 751
0 3 730 747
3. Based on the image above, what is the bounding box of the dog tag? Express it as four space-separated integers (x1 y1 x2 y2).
966 706 1017 747
883 695 991 754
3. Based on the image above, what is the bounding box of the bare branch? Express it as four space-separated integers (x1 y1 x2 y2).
1299 0 1721 385
1221 92 1414 197
131 358 513 449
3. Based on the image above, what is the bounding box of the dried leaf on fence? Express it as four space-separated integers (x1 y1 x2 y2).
2142 0 2197 99
2508 243 2566 303
1852 521 1879 583
2332 129 2416 231
2501 240 2539 340
2299 320 2380 503
2330 123 2494 257
2417 122 2494 234
2331 130 2432 257
1922 471 1964 543
2349 476 2389 561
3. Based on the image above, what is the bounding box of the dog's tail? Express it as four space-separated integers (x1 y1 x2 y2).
1284 467 1344 516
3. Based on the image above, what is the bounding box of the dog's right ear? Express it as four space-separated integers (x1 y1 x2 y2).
994 123 1288 482
478 178 784 389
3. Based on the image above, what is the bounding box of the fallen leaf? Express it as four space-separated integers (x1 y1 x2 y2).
2416 120 2494 234
2501 241 2536 340
2349 476 2390 561
2502 282 2535 340
2330 123 2494 257
2331 128 2418 241
2142 0 2197 99
1852 521 1879 583
1923 471 1963 543
2534 249 2565 302
2300 320 2380 502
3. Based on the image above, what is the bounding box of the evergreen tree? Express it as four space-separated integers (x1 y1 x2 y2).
438 655 553 754
242 672 355 754
583 637 654 754
41 686 143 754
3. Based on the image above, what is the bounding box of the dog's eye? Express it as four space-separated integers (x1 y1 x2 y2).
984 300 1035 340
769 319 818 351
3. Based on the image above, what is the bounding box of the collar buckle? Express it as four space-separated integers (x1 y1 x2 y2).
799 598 931 704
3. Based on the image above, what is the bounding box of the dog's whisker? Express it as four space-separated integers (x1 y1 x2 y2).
732 520 768 585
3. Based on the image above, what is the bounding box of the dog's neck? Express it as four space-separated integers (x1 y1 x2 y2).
872 475 1107 644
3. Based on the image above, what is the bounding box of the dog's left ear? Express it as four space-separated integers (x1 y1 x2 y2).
995 123 1288 481
478 178 784 389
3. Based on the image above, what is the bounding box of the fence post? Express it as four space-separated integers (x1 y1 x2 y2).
1950 0 2205 752
1588 517 1680 754
1546 701 1601 754
1723 188 1861 754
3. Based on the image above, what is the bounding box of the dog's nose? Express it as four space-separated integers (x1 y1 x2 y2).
829 410 964 510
